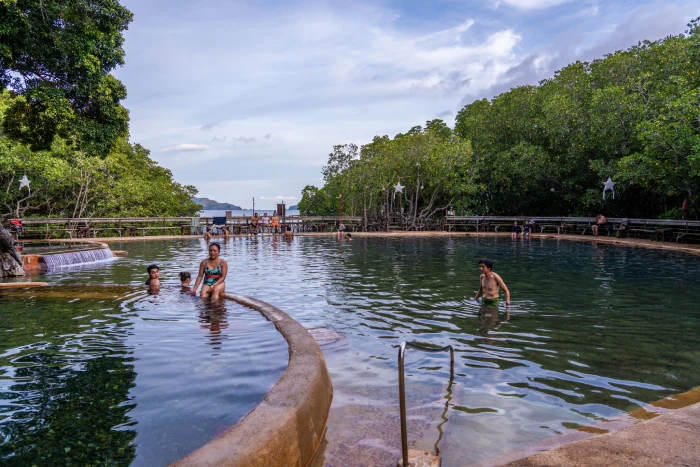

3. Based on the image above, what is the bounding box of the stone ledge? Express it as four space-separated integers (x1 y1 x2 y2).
499 402 700 467
170 293 333 467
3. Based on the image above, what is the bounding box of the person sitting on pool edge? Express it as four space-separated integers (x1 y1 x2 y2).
473 258 510 308
146 264 161 288
191 242 228 300
511 221 522 239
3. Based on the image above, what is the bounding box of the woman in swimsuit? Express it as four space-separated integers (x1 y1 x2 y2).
191 243 228 300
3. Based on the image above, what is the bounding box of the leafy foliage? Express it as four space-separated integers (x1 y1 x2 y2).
0 0 132 155
303 19 700 220
0 92 200 218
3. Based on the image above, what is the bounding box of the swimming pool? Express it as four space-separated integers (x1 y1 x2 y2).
3 235 700 466
0 285 288 466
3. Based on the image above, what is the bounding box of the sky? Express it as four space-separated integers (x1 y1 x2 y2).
114 0 699 209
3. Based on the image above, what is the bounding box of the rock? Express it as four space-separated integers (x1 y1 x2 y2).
0 252 24 277
307 327 345 343
397 449 441 467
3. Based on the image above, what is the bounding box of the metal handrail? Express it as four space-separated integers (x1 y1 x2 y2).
398 341 455 467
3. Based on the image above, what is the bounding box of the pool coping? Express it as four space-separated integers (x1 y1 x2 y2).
169 293 333 467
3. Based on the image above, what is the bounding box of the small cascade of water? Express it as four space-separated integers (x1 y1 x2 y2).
41 248 114 269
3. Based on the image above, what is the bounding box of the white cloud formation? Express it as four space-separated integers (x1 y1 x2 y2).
160 143 211 152
498 0 573 10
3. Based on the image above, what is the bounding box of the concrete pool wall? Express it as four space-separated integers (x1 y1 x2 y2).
170 293 333 467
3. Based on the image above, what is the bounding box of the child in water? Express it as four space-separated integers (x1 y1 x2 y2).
473 258 510 307
179 271 191 289
146 264 161 288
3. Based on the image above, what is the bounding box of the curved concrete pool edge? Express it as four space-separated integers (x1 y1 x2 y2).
170 293 333 467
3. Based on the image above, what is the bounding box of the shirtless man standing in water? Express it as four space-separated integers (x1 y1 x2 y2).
473 258 511 307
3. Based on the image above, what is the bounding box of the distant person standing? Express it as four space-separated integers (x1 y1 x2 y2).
284 226 294 239
262 212 270 234
473 258 511 307
271 212 280 234
682 199 690 219
250 213 259 235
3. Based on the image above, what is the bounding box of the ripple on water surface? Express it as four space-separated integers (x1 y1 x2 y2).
0 286 288 467
4 236 700 467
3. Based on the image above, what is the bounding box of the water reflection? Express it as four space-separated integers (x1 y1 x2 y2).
27 236 700 467
197 300 229 352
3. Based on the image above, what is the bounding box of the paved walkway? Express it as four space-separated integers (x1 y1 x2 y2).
499 402 700 467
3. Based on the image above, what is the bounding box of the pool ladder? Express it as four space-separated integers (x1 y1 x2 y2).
398 341 455 467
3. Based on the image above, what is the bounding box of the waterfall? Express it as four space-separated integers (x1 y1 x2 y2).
41 248 115 269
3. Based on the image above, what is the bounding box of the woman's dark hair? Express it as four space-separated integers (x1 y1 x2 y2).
346 233 352 238
478 258 493 270
209 242 221 252
179 271 191 281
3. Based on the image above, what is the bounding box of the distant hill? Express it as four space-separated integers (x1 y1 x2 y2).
288 205 299 210
192 197 243 210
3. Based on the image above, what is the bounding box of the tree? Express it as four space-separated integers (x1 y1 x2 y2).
0 0 133 156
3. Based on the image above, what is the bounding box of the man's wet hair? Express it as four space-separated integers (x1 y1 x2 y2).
478 258 493 270
179 271 191 281
147 264 159 274
286 226 291 231
209 242 221 252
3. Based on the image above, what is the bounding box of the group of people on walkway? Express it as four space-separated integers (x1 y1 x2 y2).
204 212 296 240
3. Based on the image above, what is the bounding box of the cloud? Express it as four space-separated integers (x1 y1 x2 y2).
118 0 697 207
161 143 211 152
233 136 257 144
460 3 698 105
499 0 573 10
260 195 300 200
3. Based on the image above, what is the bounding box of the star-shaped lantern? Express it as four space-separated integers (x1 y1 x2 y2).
394 182 404 194
19 174 31 195
603 177 616 200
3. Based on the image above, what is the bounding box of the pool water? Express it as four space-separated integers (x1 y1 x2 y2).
0 285 288 467
4 235 700 466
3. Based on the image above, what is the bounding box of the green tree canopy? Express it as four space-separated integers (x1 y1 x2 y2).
0 0 132 156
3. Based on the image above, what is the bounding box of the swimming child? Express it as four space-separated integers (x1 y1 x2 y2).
179 271 191 288
191 243 228 300
473 258 510 307
345 232 353 242
146 264 161 288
